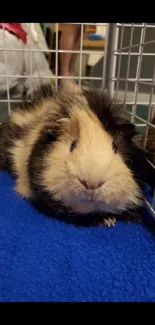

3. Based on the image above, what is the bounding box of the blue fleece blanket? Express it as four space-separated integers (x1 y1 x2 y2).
0 171 155 302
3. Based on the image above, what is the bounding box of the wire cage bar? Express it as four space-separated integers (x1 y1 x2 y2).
0 22 154 217
103 23 155 217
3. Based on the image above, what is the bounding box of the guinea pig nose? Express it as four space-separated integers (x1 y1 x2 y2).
79 179 104 190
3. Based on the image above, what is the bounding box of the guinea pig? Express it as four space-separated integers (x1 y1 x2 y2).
0 84 152 227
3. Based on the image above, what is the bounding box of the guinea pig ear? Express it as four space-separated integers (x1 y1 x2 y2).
57 118 70 127
115 117 136 139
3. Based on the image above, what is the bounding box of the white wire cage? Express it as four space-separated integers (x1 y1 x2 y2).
0 22 154 217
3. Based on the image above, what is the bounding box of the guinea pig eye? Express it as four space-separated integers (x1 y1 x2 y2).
45 130 58 143
70 139 78 152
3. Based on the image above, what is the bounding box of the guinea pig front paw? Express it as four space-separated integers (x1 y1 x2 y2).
124 214 142 224
101 216 116 227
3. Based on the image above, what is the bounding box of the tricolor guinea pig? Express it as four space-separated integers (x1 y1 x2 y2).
0 84 152 226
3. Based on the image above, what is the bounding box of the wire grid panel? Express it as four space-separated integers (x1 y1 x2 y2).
104 23 155 216
0 23 106 121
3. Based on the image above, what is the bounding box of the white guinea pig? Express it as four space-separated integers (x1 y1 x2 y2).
0 84 153 226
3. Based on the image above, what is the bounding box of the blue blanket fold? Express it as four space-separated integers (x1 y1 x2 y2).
0 171 155 302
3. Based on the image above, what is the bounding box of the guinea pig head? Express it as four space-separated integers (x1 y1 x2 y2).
35 98 143 216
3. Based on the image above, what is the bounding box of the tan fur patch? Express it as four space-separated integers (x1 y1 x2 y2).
11 99 60 128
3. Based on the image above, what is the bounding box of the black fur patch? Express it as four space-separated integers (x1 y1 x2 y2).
0 121 28 174
28 122 61 195
83 88 136 139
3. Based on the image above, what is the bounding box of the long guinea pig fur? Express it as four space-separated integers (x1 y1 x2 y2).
0 84 152 226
